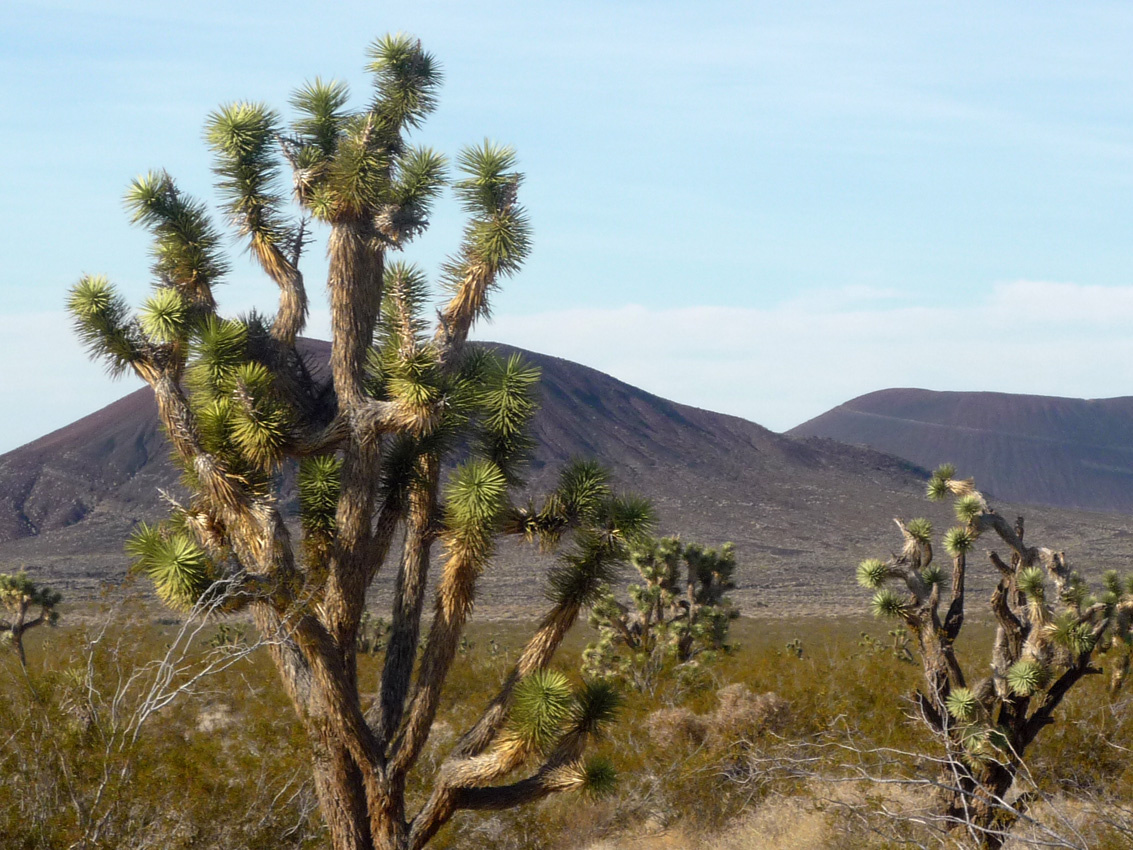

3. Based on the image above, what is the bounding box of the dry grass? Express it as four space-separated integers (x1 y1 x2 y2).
2 608 1131 849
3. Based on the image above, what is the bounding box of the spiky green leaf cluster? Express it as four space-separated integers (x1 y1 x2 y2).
578 755 617 798
1006 659 1049 696
1048 612 1096 655
544 493 655 609
554 461 612 525
921 563 944 587
366 33 442 130
290 77 351 158
442 459 508 565
954 494 984 524
570 679 622 736
187 316 249 400
508 669 574 753
546 539 619 610
857 558 889 589
377 262 432 352
476 353 540 482
871 588 909 619
1017 566 1046 599
140 287 189 344
442 142 532 296
227 362 293 469
926 465 955 502
943 526 975 556
206 101 293 246
125 171 228 292
904 517 933 545
514 461 613 547
285 46 441 223
126 523 214 611
945 687 979 722
299 455 342 539
67 275 140 375
383 146 448 241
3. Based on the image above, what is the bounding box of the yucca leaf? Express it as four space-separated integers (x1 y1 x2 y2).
1017 566 1046 599
299 455 342 537
508 668 574 752
856 558 889 589
943 526 975 556
126 525 212 611
871 588 909 619
954 494 984 524
571 679 622 736
546 536 619 608
926 477 950 502
1007 659 1049 696
555 461 612 523
934 463 957 481
290 77 351 156
904 517 933 545
125 171 228 292
1048 612 1096 655
921 563 944 587
366 33 441 130
140 286 188 344
206 101 294 249
945 687 979 722
67 275 140 375
578 755 617 798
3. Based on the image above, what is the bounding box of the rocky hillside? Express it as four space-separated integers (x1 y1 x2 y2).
790 388 1133 513
3 347 1130 613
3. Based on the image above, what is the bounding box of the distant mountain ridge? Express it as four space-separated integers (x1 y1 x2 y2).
0 339 937 609
4 349 1133 613
790 388 1133 513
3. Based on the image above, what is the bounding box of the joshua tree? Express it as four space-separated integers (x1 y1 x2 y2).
0 572 61 670
583 536 736 691
68 35 651 850
858 464 1133 849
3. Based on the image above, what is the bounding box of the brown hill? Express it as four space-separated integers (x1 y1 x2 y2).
3 348 1131 614
789 388 1133 514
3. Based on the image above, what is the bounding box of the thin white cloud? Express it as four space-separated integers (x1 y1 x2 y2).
477 280 1133 431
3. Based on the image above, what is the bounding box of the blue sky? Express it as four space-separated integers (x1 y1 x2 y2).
4 1 1133 452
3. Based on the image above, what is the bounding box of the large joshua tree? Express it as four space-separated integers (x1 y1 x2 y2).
858 464 1133 849
68 36 652 850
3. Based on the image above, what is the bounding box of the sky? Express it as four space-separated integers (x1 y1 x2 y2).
4 1 1133 453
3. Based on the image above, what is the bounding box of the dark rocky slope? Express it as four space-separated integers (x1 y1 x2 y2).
791 388 1133 513
3 349 1130 613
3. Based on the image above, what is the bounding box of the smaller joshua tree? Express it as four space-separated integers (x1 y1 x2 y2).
583 536 737 691
857 464 1133 849
0 572 62 670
